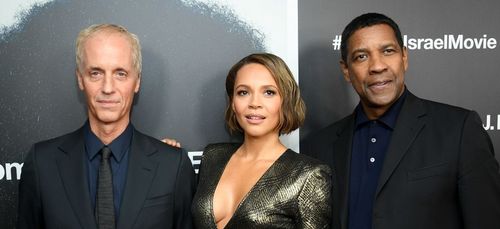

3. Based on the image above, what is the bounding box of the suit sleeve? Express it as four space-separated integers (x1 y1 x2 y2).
300 135 318 159
17 145 44 229
297 164 332 229
173 149 196 229
458 111 500 228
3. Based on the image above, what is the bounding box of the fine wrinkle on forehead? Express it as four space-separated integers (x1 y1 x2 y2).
84 29 130 47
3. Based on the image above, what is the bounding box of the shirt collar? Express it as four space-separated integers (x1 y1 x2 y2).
355 88 408 129
84 121 134 162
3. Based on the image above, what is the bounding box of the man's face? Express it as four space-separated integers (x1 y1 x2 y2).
340 23 408 118
77 31 140 127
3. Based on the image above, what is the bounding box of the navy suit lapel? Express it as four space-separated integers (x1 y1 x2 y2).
117 129 158 229
332 115 355 229
57 127 97 229
375 92 427 197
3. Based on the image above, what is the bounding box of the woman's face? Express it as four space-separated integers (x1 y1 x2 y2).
232 63 282 138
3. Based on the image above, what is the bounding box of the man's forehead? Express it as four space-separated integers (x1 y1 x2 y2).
348 25 398 48
84 30 130 47
80 34 134 69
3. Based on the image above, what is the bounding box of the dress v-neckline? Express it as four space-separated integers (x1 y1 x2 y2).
210 148 291 228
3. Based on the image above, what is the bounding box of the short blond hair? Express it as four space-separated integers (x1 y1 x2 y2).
225 53 306 135
75 24 142 73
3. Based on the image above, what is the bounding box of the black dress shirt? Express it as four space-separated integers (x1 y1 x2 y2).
348 89 407 229
84 121 132 219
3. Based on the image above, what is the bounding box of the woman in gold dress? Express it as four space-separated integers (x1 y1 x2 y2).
191 53 332 228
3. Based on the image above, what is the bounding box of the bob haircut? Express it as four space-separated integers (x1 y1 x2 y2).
75 23 142 74
224 53 305 135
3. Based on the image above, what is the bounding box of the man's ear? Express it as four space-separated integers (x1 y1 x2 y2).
76 69 84 90
134 73 141 93
402 46 409 71
340 60 351 83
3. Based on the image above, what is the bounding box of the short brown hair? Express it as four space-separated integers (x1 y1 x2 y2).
75 24 142 73
225 53 305 135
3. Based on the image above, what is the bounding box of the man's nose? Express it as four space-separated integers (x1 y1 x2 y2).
369 54 388 74
101 75 115 94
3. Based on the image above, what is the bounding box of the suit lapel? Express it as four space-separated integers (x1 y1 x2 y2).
332 115 355 229
375 92 427 196
57 127 97 229
117 129 158 229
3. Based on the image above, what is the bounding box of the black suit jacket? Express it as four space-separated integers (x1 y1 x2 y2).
18 125 196 229
303 91 500 229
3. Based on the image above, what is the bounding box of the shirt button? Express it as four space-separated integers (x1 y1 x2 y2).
371 138 377 143
370 157 375 163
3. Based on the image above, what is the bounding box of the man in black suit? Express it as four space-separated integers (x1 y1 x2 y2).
303 13 500 229
17 24 195 229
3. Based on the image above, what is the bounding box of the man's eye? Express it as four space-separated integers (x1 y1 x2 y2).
90 71 102 78
384 49 395 54
355 54 367 61
116 71 127 78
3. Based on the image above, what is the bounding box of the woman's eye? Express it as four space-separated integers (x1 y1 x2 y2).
236 90 248 96
264 90 276 96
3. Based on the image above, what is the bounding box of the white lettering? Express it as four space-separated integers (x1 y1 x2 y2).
498 115 500 130
488 38 497 49
0 162 24 180
434 38 444 49
375 34 496 51
0 164 4 180
484 114 492 130
483 114 500 131
473 35 486 49
449 34 463 49
6 163 23 180
188 151 203 174
403 34 497 50
464 38 474 49
423 38 434 49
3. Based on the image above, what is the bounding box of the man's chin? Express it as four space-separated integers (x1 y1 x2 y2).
90 113 125 125
364 96 397 108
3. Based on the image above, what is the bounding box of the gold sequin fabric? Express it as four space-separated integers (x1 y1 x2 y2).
192 143 332 229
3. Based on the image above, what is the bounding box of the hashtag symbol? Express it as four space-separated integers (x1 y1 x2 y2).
332 35 341 50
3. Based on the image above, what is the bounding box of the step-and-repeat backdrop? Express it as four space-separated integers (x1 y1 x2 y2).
1 0 498 227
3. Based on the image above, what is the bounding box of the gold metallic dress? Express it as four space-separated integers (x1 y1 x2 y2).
192 143 332 229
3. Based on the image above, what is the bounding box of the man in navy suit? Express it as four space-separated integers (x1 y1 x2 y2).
303 13 500 229
18 24 195 229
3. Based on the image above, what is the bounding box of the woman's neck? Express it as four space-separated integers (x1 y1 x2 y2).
238 134 287 161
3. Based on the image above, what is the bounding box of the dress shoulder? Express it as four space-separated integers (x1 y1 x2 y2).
204 142 240 152
203 143 241 158
287 150 332 175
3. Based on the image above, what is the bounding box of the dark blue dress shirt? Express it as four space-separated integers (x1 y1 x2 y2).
84 121 132 219
348 89 407 229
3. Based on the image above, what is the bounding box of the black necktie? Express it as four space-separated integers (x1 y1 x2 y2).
96 146 115 229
